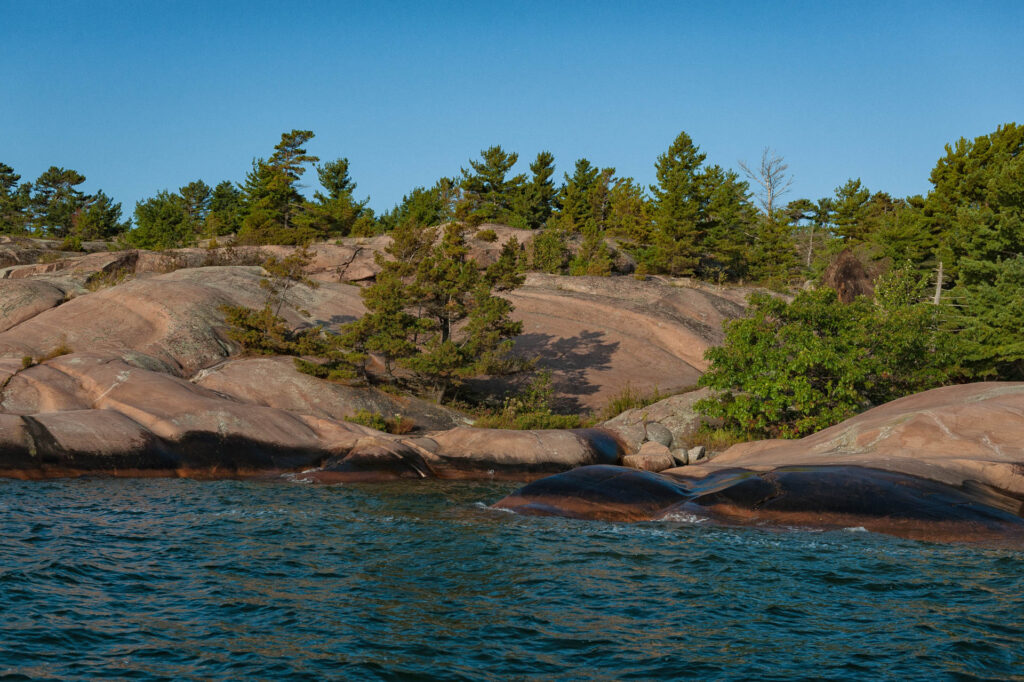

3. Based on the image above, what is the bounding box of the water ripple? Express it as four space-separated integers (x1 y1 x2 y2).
1 478 1022 679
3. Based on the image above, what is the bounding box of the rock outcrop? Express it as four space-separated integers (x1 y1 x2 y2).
600 387 718 452
494 383 1024 544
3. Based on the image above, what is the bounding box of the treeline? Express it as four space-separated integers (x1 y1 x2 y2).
3 125 1021 291
3 124 1022 433
0 164 127 245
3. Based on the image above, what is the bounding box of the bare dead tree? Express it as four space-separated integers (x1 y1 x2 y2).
739 147 794 217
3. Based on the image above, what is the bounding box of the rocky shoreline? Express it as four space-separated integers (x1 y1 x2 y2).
1 239 1023 544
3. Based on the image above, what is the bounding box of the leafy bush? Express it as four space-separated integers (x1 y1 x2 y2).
696 284 966 439
474 228 498 242
59 236 84 252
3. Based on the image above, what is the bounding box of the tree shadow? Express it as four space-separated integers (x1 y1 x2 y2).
310 313 359 329
475 330 620 414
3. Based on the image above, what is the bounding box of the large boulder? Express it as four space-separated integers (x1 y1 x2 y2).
682 382 1024 510
426 426 623 478
601 387 717 452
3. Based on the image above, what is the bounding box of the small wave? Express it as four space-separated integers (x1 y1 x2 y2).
475 502 515 514
844 526 869 533
658 511 708 524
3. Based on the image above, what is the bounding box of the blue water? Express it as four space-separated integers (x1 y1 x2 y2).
1 479 1022 680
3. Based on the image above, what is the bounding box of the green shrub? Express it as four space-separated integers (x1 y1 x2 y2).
474 228 498 242
474 370 583 430
696 287 967 439
345 409 388 431
59 236 84 252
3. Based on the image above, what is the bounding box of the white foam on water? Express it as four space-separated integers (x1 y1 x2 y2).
844 526 869 533
657 511 708 525
476 502 515 514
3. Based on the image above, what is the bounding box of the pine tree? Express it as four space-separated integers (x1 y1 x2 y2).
922 123 1024 279
341 221 523 401
457 146 525 225
31 166 88 237
556 158 601 231
206 181 245 236
511 151 557 229
238 130 320 244
179 180 212 234
130 191 191 249
0 163 29 234
648 132 707 276
296 157 374 238
73 190 126 240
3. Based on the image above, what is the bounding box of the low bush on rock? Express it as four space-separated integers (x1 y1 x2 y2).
474 371 583 430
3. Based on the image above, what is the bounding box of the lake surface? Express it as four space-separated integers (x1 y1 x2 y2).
2 478 1022 680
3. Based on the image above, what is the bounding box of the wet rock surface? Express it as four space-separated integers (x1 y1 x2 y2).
495 383 1024 543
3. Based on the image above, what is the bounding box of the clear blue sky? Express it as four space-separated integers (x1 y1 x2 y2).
2 0 1022 216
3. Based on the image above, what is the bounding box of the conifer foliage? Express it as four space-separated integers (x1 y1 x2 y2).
342 221 524 401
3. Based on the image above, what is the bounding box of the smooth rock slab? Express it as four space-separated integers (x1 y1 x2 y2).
493 464 1024 545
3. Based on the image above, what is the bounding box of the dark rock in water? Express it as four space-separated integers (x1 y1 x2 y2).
493 464 1024 545
493 465 690 521
690 465 1024 527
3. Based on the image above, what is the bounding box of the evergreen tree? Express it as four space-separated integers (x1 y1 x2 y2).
179 180 212 233
238 129 320 244
604 177 652 244
556 158 601 230
296 157 374 238
529 226 570 273
73 190 126 240
378 177 459 233
342 221 523 400
31 166 87 237
699 165 762 281
206 181 245 236
457 145 525 225
922 123 1024 279
510 151 557 229
647 132 707 275
129 191 191 249
953 255 1024 380
0 163 29 233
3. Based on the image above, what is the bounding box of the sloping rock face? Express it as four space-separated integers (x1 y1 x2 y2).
0 242 748 414
0 280 67 332
0 267 365 375
494 384 1024 544
492 275 746 412
192 356 466 432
